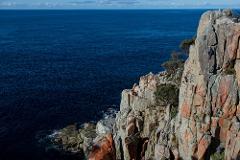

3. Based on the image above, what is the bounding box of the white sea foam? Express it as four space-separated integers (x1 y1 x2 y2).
100 106 118 120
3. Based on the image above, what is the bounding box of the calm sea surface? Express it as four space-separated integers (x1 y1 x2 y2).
0 10 204 159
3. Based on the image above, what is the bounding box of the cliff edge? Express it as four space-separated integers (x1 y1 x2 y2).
111 9 240 160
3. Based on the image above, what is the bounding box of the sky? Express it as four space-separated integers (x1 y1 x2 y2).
0 0 239 9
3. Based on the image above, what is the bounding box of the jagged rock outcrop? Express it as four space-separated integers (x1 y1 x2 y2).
113 71 182 160
48 9 240 160
112 9 240 160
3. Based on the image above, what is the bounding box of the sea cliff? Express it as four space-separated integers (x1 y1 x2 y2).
49 9 240 160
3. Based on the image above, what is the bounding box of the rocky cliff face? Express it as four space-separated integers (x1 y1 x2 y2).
110 9 240 160
176 10 240 160
49 10 240 160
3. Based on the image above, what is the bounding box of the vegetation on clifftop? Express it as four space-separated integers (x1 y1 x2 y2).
179 36 196 54
155 84 179 119
161 51 185 86
155 84 179 107
162 36 196 79
162 52 184 74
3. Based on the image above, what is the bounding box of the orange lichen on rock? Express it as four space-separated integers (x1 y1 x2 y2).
181 100 191 119
88 134 115 160
197 136 211 159
218 77 231 107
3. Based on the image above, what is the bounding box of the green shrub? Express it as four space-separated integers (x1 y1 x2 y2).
224 68 235 75
170 106 178 119
161 60 184 75
224 60 236 75
155 84 179 107
179 36 196 54
210 151 224 160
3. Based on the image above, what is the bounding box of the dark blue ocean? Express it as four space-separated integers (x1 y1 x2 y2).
0 10 203 160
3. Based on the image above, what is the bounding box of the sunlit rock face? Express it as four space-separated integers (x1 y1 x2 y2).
176 9 240 160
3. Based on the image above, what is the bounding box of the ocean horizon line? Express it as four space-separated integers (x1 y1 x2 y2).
0 8 240 11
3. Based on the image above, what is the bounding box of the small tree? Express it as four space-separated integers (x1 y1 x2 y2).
161 52 184 76
171 51 180 60
179 36 196 54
